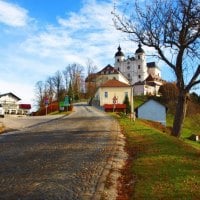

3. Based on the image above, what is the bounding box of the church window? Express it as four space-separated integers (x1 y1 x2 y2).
117 59 120 62
138 55 140 59
127 73 130 78
127 66 130 70
138 65 140 69
138 75 141 79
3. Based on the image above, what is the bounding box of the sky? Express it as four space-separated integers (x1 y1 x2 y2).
0 0 176 110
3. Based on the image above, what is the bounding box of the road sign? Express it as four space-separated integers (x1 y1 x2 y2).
44 97 49 105
64 96 70 106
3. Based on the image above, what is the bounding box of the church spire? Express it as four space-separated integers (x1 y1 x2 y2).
135 43 145 54
115 45 125 57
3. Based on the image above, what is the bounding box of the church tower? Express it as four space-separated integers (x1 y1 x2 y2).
134 43 148 83
114 45 125 72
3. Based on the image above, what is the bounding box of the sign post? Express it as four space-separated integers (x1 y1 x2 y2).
112 96 118 112
64 95 70 111
44 97 49 116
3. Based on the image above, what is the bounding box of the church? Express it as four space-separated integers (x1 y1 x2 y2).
86 44 164 97
86 44 164 109
114 44 164 95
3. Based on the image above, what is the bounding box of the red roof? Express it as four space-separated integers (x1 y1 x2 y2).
101 79 130 87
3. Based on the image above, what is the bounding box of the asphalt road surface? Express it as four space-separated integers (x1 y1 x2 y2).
0 103 119 200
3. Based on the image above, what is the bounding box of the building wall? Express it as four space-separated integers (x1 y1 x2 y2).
147 67 161 77
137 99 166 125
0 94 30 115
134 85 156 96
115 51 148 85
95 87 132 106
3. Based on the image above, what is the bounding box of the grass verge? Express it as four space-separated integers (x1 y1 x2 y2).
115 115 200 200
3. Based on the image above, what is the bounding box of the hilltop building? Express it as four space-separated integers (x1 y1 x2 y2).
86 44 164 99
114 44 164 95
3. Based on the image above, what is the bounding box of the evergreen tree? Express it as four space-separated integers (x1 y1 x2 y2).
123 95 131 114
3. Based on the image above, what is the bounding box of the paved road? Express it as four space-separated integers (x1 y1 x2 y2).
0 103 119 200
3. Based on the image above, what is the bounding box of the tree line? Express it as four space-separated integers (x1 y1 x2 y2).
34 60 97 111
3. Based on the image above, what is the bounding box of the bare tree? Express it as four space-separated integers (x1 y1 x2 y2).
112 0 200 137
65 63 84 101
45 76 55 104
85 58 98 98
52 70 65 102
63 68 69 92
34 81 45 109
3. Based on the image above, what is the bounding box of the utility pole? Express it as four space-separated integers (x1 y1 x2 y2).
130 85 135 121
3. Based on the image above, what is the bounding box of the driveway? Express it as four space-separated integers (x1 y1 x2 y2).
0 103 125 200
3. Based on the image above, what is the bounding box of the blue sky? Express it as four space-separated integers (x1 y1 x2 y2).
0 0 175 109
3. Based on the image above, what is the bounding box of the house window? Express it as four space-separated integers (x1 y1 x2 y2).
138 75 141 79
138 65 140 69
104 92 108 98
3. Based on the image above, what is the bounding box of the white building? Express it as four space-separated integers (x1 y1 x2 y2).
135 99 167 125
0 92 31 115
114 44 163 95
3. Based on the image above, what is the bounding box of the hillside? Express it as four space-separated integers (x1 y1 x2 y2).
114 114 200 200
134 95 200 147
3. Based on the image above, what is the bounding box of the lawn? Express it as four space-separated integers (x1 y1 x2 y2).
116 115 200 200
167 113 200 150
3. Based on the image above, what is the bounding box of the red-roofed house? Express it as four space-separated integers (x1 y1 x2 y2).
0 92 31 115
92 79 132 112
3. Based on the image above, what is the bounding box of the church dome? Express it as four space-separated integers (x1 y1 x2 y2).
115 45 125 57
135 43 145 54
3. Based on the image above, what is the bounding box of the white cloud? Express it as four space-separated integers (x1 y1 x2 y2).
0 0 29 27
20 0 131 68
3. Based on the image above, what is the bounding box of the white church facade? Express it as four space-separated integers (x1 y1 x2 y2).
114 44 163 95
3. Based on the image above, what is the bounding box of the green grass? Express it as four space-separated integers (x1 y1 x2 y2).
134 96 148 108
166 113 200 150
116 115 200 200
